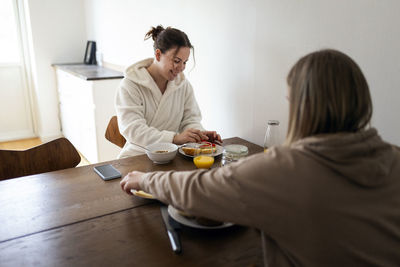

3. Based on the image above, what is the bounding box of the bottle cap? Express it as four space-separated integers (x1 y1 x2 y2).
267 120 279 125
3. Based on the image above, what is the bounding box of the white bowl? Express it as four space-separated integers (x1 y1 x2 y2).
145 143 178 164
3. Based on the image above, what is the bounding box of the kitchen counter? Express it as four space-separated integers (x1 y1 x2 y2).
54 63 123 163
53 63 124 81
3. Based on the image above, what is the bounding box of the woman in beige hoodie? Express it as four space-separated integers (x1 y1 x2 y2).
121 49 400 266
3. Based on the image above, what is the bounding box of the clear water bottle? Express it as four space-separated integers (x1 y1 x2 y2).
263 120 280 152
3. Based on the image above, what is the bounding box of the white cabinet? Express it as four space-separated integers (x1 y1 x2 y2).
55 64 123 163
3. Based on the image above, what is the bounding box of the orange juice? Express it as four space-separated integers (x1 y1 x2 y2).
193 156 214 169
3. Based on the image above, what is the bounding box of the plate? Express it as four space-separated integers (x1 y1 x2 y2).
131 189 155 199
167 205 233 229
178 143 224 158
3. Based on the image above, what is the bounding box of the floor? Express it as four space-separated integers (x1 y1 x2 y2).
0 137 91 167
0 138 42 150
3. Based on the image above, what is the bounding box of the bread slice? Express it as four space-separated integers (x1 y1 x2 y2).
200 147 217 154
182 146 217 156
182 147 198 156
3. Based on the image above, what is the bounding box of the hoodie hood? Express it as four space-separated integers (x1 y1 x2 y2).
124 58 186 94
291 128 397 187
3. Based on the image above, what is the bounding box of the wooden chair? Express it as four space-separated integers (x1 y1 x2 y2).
0 137 81 180
105 116 126 148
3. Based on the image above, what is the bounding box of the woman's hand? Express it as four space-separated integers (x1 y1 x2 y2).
201 131 222 143
173 128 208 144
120 171 145 195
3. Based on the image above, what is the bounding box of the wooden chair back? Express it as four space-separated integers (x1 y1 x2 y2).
105 116 126 148
0 137 81 180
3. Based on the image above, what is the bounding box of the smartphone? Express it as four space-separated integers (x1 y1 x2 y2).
94 164 121 181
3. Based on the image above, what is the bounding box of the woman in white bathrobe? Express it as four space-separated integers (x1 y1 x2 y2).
115 25 221 158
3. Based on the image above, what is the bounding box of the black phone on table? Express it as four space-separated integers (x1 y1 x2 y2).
94 164 121 180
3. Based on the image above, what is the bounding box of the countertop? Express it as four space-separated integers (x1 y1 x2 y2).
53 63 124 81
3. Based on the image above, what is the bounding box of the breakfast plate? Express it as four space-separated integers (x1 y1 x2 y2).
131 189 156 199
178 143 224 158
167 205 233 229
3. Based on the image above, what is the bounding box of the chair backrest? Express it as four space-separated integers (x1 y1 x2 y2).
105 116 126 148
0 137 81 180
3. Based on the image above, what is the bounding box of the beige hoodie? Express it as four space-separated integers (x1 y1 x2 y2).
141 128 400 266
115 58 204 158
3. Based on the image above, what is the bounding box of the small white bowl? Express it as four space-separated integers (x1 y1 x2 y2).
145 143 178 164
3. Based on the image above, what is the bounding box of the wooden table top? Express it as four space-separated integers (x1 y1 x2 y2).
0 137 264 266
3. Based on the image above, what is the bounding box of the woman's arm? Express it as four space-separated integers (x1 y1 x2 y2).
121 152 292 229
121 165 251 226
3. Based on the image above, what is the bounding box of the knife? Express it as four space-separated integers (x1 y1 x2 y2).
160 206 182 254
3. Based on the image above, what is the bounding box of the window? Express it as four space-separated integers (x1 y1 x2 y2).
0 0 21 64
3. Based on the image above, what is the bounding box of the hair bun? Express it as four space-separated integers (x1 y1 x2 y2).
145 25 165 41
144 25 193 54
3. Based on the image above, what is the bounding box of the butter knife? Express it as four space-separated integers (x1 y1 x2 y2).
160 206 182 254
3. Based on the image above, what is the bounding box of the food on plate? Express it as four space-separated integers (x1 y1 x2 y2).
199 141 217 152
181 142 217 156
181 147 199 156
177 209 195 219
199 147 217 154
154 150 168 153
177 208 223 226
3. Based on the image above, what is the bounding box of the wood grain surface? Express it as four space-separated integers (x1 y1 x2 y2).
0 137 264 266
105 115 126 148
0 137 81 180
0 204 263 266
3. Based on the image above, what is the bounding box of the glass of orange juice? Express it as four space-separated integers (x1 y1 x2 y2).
193 143 214 169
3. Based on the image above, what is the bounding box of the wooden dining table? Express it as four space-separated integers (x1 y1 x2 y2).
0 137 264 266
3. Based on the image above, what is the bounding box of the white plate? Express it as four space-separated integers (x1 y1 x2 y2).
167 205 233 229
178 143 224 158
130 189 156 199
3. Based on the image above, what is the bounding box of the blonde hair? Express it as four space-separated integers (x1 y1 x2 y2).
286 49 372 144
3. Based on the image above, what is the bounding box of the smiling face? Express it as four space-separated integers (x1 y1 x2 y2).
155 46 190 81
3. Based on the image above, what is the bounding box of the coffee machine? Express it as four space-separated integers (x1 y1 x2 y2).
84 41 97 65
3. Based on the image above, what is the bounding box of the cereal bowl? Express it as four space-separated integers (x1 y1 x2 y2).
145 143 178 164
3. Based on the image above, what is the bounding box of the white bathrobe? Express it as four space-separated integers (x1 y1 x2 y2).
115 58 204 158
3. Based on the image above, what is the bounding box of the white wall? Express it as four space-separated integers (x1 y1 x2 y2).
83 0 400 146
84 0 258 141
254 0 400 146
26 0 87 140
